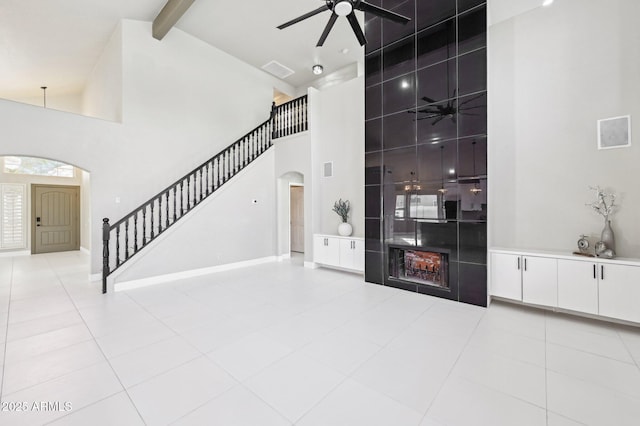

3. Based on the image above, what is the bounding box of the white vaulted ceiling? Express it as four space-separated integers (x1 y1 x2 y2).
0 0 365 100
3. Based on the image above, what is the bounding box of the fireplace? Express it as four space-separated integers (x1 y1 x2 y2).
388 245 449 290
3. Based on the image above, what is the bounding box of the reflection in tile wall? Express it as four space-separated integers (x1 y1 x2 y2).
364 1 487 307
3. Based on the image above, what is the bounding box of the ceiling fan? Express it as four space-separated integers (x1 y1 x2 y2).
277 0 411 47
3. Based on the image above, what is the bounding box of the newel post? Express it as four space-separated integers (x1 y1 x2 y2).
270 101 277 140
102 218 110 294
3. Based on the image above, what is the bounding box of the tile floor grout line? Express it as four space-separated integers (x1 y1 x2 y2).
416 303 487 424
617 329 640 372
545 338 637 365
544 309 549 426
341 299 470 419
40 389 126 426
0 257 15 402
112 262 366 424
167 262 397 424
47 254 148 425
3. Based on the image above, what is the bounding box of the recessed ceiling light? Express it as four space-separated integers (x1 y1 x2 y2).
542 0 554 6
401 80 410 89
449 169 456 175
312 64 324 75
341 48 349 54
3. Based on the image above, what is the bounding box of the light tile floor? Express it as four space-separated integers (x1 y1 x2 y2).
1 251 640 425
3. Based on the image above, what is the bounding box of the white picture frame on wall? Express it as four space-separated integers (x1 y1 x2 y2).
597 115 631 150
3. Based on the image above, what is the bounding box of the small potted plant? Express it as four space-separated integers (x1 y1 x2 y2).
333 198 352 236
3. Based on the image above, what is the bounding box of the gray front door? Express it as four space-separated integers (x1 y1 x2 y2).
32 185 80 254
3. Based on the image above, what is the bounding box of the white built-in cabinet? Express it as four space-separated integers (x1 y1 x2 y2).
557 259 599 314
490 253 522 300
313 235 340 266
598 263 640 323
490 248 640 325
313 234 364 273
491 253 557 307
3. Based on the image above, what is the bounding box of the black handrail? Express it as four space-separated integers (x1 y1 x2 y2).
102 98 308 293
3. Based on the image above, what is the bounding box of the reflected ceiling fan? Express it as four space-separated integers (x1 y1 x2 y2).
277 0 410 47
410 91 485 125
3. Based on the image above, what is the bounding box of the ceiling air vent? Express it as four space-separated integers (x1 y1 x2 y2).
261 60 295 79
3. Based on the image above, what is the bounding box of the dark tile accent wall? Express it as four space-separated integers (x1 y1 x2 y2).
364 1 487 307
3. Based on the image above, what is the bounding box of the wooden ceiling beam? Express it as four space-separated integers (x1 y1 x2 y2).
152 0 196 40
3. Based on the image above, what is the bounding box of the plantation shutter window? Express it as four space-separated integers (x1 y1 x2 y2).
1 184 27 249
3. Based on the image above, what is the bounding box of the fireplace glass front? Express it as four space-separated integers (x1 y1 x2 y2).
389 246 449 289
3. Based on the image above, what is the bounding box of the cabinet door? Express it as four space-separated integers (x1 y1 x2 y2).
557 259 598 314
314 236 340 266
313 236 327 264
599 263 640 323
490 253 522 301
324 237 340 267
522 256 557 307
339 239 355 270
351 239 364 272
339 239 365 272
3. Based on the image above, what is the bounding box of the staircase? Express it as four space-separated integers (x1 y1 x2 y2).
101 95 308 293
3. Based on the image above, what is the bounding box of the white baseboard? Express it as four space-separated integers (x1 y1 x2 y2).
113 256 278 292
89 273 102 282
277 253 291 261
0 250 30 258
304 261 318 269
80 247 91 255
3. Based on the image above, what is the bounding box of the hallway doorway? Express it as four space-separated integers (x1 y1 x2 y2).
290 185 304 253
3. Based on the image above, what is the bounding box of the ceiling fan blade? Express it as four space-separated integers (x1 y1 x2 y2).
357 1 411 24
418 113 439 119
432 116 445 125
421 96 438 104
457 93 485 107
317 13 339 47
346 12 367 46
277 5 329 30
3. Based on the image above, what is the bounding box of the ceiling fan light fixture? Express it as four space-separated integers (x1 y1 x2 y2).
312 64 324 75
334 1 353 16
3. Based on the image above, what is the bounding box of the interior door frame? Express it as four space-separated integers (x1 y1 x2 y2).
289 183 304 254
31 184 81 254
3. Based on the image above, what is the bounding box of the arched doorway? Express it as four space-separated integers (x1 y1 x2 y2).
0 155 90 255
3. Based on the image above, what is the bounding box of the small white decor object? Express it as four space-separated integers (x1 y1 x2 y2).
597 115 631 149
332 199 352 236
338 222 353 236
587 186 617 256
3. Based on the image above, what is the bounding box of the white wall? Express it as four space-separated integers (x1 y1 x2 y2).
312 77 365 237
489 0 640 257
113 151 276 283
86 20 294 274
274 134 312 261
8 92 83 115
80 170 91 251
1 19 295 277
83 23 123 122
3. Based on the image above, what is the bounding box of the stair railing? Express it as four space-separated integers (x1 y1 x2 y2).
102 97 308 293
272 95 308 139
